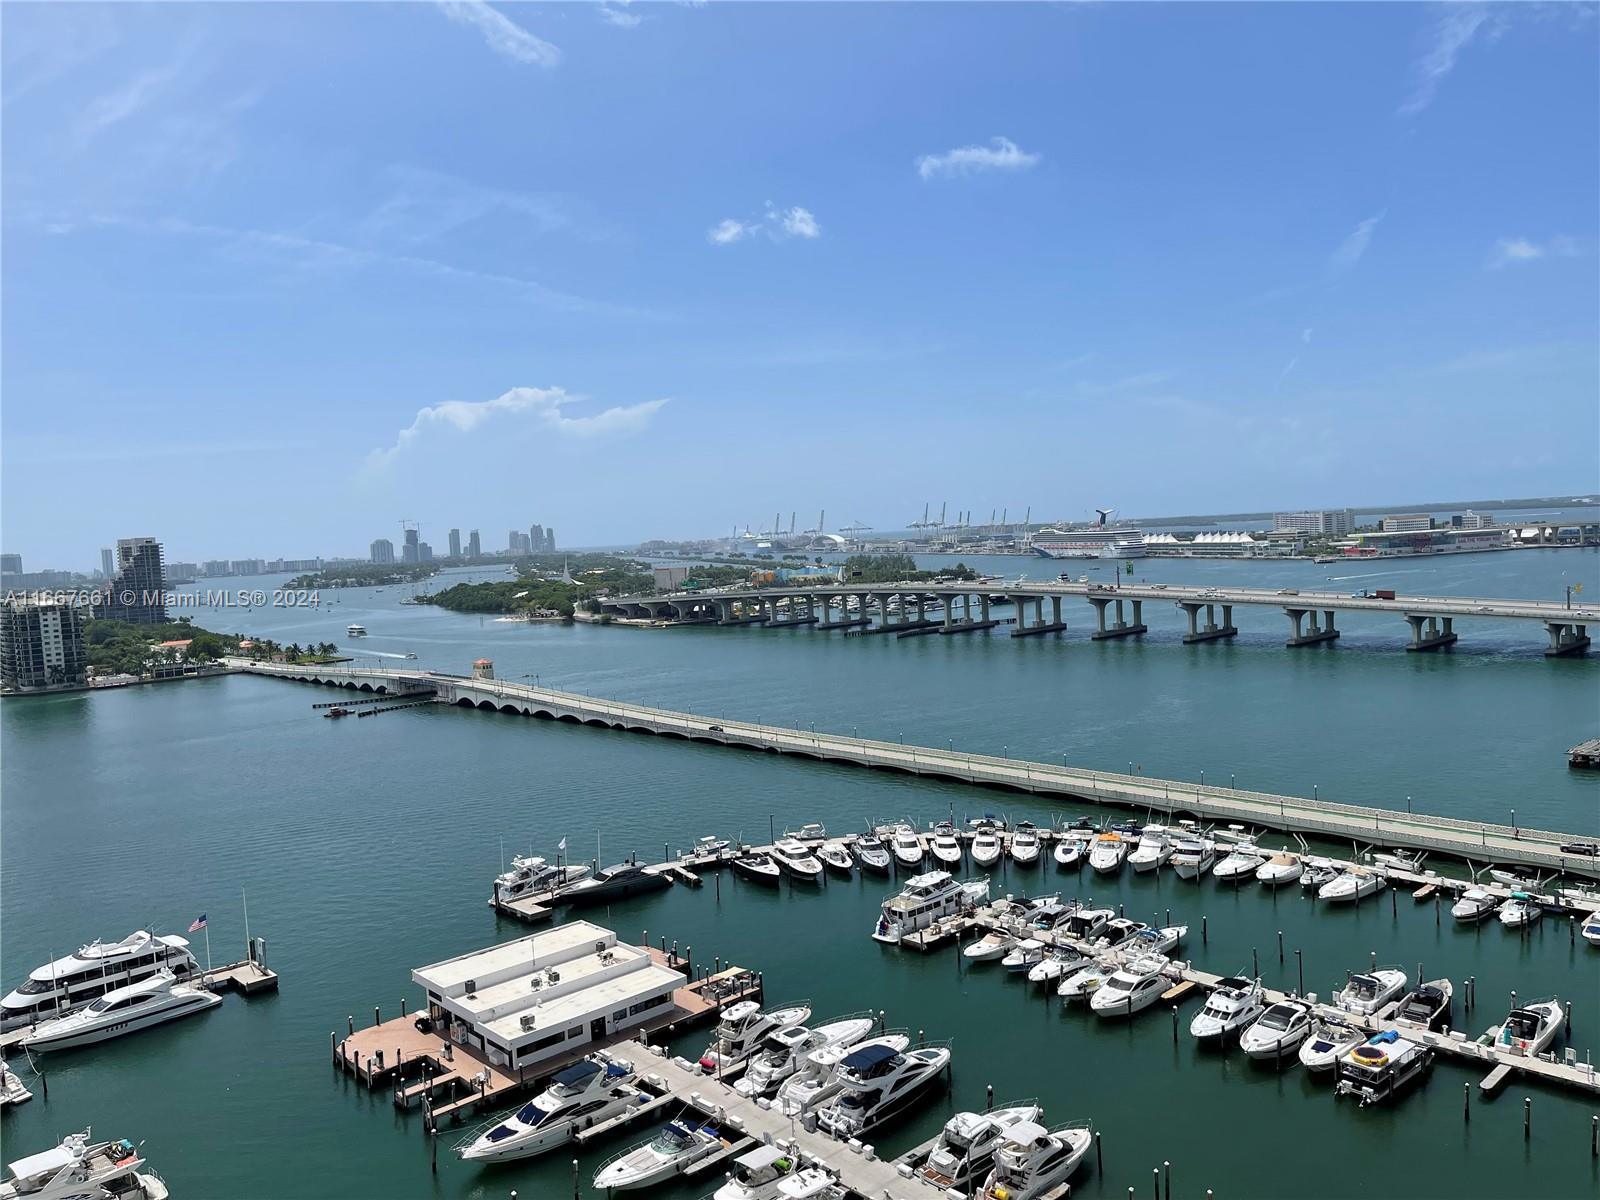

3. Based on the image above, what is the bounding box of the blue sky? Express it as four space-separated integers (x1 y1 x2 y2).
3 2 1596 565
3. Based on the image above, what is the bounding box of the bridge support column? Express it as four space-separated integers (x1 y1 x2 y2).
1013 593 1069 636
1404 613 1458 652
1545 621 1591 657
1179 601 1238 643
1285 607 1339 647
1089 595 1147 640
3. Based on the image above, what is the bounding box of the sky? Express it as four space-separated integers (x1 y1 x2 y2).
2 1 1597 566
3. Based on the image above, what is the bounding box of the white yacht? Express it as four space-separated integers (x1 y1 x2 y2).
1089 958 1172 1017
732 852 782 885
1335 1032 1434 1105
774 1032 908 1117
20 971 220 1051
3 932 198 1031
1087 831 1130 874
1189 977 1265 1041
815 1040 950 1138
1333 968 1407 1017
0 1130 168 1200
1128 826 1174 872
687 835 733 859
1125 924 1187 956
1169 838 1215 881
771 839 824 883
1052 828 1092 869
1056 957 1117 1003
1092 917 1146 950
850 833 892 874
1254 853 1304 887
1371 848 1427 873
592 1115 729 1191
345 623 367 636
1059 905 1113 943
1583 909 1600 945
915 1103 1042 1192
785 822 827 841
0 1061 31 1108
1001 939 1046 974
872 872 988 945
816 843 854 876
457 1052 644 1162
963 931 1016 963
1212 840 1267 884
1298 1016 1363 1072
1394 980 1454 1031
700 1001 813 1071
1317 868 1385 903
1497 893 1543 928
1299 857 1340 890
1026 945 1088 985
1239 1002 1312 1059
970 826 1004 868
930 823 964 866
1009 822 1041 866
890 825 924 869
734 1014 876 1098
978 1120 1094 1200
492 854 589 903
1493 999 1564 1056
712 1145 799 1200
1450 885 1498 922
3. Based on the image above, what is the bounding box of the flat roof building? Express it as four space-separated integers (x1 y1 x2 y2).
1 596 89 693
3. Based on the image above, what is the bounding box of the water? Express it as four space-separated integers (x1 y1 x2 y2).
3 550 1597 1199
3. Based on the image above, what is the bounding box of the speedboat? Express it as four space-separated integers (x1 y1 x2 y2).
1489 868 1537 890
556 862 672 905
785 822 827 841
1335 1032 1434 1105
20 971 220 1051
1009 822 1041 866
734 1014 877 1097
774 1032 909 1117
1333 968 1407 1017
1255 853 1304 887
1299 857 1339 890
1493 999 1564 1056
1092 918 1146 950
1239 1002 1311 1059
1583 909 1600 945
493 855 590 902
346 623 367 636
931 823 964 866
1026 945 1088 985
1212 840 1267 884
1371 848 1427 873
970 826 1004 868
457 1052 642 1162
963 931 1016 963
1088 832 1129 874
1026 902 1071 935
1056 957 1118 1003
1089 957 1172 1017
1128 825 1174 872
978 1120 1093 1200
700 1001 813 1071
771 839 824 883
1169 838 1215 881
1126 924 1187 956
732 852 782 885
815 1041 950 1137
1059 906 1113 943
872 871 984 945
0 1130 168 1200
1189 977 1265 1041
3 931 199 1031
1052 828 1091 869
1394 980 1454 1031
1001 939 1046 974
1317 868 1385 903
1450 886 1498 922
1298 1016 1363 1072
891 825 924 869
916 1103 1043 1192
1498 893 1543 928
687 835 732 859
711 1144 799 1200
0 1060 32 1108
851 833 892 874
816 842 854 876
592 1115 728 1191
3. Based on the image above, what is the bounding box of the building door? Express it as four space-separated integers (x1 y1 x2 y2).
591 1017 606 1041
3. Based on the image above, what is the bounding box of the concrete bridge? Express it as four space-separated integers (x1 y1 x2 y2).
594 579 1597 656
228 659 1598 876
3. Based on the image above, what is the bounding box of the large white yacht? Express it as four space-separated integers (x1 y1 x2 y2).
457 1052 643 1162
930 823 963 866
915 1103 1042 1192
774 1032 909 1117
770 840 824 883
1009 822 1042 865
592 1115 729 1191
815 1040 951 1138
1333 969 1407 1017
890 825 924 869
1169 838 1215 881
1088 958 1172 1017
970 822 1004 868
978 1120 1094 1200
1128 825 1174 872
491 855 590 903
871 872 989 945
0 1129 169 1200
20 972 220 1052
699 1001 813 1071
3 932 198 1031
734 1013 876 1098
1188 977 1265 1041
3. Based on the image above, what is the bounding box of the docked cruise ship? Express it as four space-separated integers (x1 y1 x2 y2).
1031 524 1146 559
1 931 198 1031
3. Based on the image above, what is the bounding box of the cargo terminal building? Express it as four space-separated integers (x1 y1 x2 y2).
411 921 683 1072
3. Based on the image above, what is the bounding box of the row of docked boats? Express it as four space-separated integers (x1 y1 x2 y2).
492 852 673 907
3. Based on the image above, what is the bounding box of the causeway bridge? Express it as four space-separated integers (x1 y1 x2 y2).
228 660 1598 876
592 579 1596 656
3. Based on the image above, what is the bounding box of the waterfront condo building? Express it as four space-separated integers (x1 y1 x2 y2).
1272 510 1353 536
0 596 89 692
467 530 481 559
370 538 395 564
448 528 462 558
92 537 168 624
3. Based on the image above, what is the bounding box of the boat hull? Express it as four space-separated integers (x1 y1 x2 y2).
22 993 220 1051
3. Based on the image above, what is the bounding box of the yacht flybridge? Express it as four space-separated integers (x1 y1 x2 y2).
1189 977 1266 1041
492 855 589 903
0 1129 169 1200
774 1032 909 1117
970 825 1004 868
457 1052 643 1162
978 1120 1094 1200
1169 838 1215 880
734 1013 876 1098
2 931 199 1031
872 872 989 945
700 1001 813 1071
815 1040 951 1138
916 1103 1043 1192
20 971 221 1052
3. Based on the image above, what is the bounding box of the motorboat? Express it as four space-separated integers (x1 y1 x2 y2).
1317 869 1385 903
872 872 985 945
1188 977 1266 1041
346 623 367 636
771 839 824 883
1299 857 1339 890
1092 918 1146 950
1056 957 1117 1003
1498 893 1543 928
1026 902 1072 935
1128 825 1174 872
1212 840 1267 884
493 855 590 903
1026 945 1088 985
773 1032 909 1117
775 1165 844 1199
963 931 1016 963
457 1052 643 1162
1169 838 1215 881
1332 968 1407 1017
815 1041 950 1137
916 1103 1043 1192
1089 957 1172 1017
931 823 964 866
1371 848 1426 873
1394 980 1454 1031
1088 832 1129 874
555 862 672 905
734 1014 876 1097
978 1120 1093 1200
592 1115 729 1190
1001 939 1046 974
1298 1015 1363 1072
1126 924 1187 956
711 1144 799 1200
732 852 782 885
3 931 199 1031
1059 906 1113 943
785 822 827 841
1489 868 1537 890
1052 828 1091 869
20 971 221 1051
970 826 1004 868
890 825 925 869
700 1001 813 1071
1583 909 1600 945
1450 886 1498 922
0 1061 31 1108
816 842 854 876
851 833 892 874
687 835 732 859
1009 822 1041 866
1254 853 1304 887
1493 999 1564 1056
1336 1033 1434 1105
1239 1001 1312 1059
0 1130 168 1200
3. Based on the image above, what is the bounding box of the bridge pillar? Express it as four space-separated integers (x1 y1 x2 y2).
1089 595 1147 640
1285 607 1340 647
1404 613 1458 652
1012 593 1069 637
1545 621 1591 657
1179 601 1238 643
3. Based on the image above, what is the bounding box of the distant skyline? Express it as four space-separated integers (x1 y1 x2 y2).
3 3 1597 565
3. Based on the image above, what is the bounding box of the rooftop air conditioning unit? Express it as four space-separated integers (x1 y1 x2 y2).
521 1015 536 1032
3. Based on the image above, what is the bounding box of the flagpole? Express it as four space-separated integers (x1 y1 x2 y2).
204 922 212 975
242 889 251 964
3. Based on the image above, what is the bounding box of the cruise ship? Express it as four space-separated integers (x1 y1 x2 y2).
1031 511 1147 560
2 931 199 1031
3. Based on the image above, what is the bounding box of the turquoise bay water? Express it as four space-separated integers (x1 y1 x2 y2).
2 548 1597 1198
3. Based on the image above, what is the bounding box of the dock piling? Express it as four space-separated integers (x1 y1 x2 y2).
1277 930 1283 962
347 1015 354 1037
1295 949 1303 996
1171 1005 1178 1044
1463 1082 1470 1122
986 1084 994 1110
374 1005 380 1027
1524 1097 1532 1139
1202 916 1208 945
1164 1161 1171 1200
1591 1115 1597 1155
1369 949 1376 971
1095 1130 1103 1175
1251 948 1258 978
572 1157 580 1198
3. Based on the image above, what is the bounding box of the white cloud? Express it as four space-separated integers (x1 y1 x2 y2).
598 3 641 28
707 204 820 246
438 1 561 67
75 63 181 143
1399 6 1498 116
916 136 1040 181
1487 235 1584 268
1328 211 1384 276
780 206 820 239
368 386 667 468
708 219 753 245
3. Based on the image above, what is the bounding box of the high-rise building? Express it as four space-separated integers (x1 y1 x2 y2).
509 530 532 554
370 538 395 564
1 554 23 576
467 530 481 559
1380 514 1433 533
530 525 544 554
92 538 168 624
544 527 556 552
402 527 420 564
100 548 115 578
1272 510 1353 536
1 596 89 692
448 529 462 558
418 542 433 562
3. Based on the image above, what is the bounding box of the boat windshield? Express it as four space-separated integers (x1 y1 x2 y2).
508 1101 552 1130
650 1124 692 1152
1258 1005 1298 1031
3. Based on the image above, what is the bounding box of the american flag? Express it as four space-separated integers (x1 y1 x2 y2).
188 914 208 932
